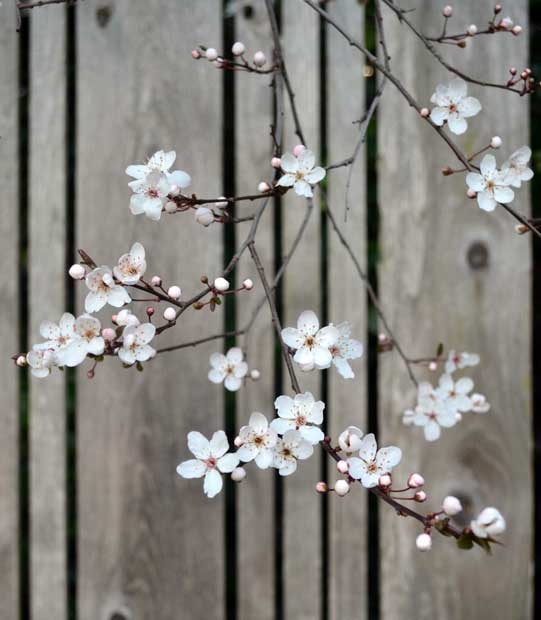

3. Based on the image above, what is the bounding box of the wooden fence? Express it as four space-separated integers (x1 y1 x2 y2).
0 0 532 618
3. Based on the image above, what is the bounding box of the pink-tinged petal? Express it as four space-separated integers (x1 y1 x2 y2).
480 154 497 176
300 425 324 445
204 469 223 498
375 446 402 471
176 459 206 479
358 433 377 462
316 325 339 348
424 420 441 441
493 185 514 204
429 106 448 126
224 375 242 391
217 452 239 473
226 347 243 364
274 394 295 419
304 166 325 184
312 345 332 368
458 96 481 118
167 169 191 189
255 448 274 469
280 152 299 174
85 290 107 313
477 191 497 212
276 173 296 188
466 172 485 192
293 179 313 198
281 327 304 350
297 149 316 172
270 418 295 436
188 431 211 459
126 164 149 179
249 412 268 434
447 113 467 135
297 310 319 335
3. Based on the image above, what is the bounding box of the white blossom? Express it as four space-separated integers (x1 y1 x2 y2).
237 412 278 469
466 154 514 212
276 150 326 198
113 242 146 285
35 312 78 354
115 308 140 327
281 310 339 370
176 430 240 498
271 392 325 445
85 266 131 313
208 347 248 391
501 146 534 188
26 347 58 378
408 382 457 442
444 350 480 374
435 373 474 413
118 323 156 365
328 321 364 379
338 425 364 453
430 78 481 135
470 507 506 538
347 433 402 488
126 149 191 189
272 429 313 476
471 393 491 414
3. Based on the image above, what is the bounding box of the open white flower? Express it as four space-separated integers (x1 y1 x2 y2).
271 392 325 445
115 308 140 327
128 170 172 221
272 429 313 476
53 314 105 367
36 312 77 352
176 430 240 498
328 321 364 379
347 433 402 488
126 149 191 189
114 242 147 285
281 310 339 370
470 507 506 539
466 154 514 212
276 150 326 198
208 347 248 391
471 393 491 414
85 266 131 313
118 323 156 365
430 78 481 135
435 374 473 413
444 350 480 374
408 381 458 442
27 347 58 378
338 426 364 454
237 412 278 469
502 146 534 188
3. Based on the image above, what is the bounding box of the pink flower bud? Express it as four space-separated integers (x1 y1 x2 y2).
336 460 349 474
194 206 214 227
416 532 432 551
232 41 246 56
234 436 243 447
16 355 27 367
231 467 246 482
102 328 116 341
165 200 177 213
163 307 176 321
500 17 513 29
466 189 477 199
442 5 453 17
512 25 523 35
206 47 219 61
414 491 427 502
271 157 281 169
68 264 85 280
146 307 155 317
428 361 438 371
408 473 425 488
214 277 230 292
250 369 261 380
521 71 528 80
258 181 271 193
111 314 118 324
315 481 328 494
467 24 478 36
293 144 306 157
253 50 267 67
490 135 502 149
378 474 392 488
151 275 162 287
378 332 388 343
510 67 517 75
442 495 463 516
420 107 430 117
168 285 182 300
494 4 502 14
191 50 201 60
334 480 350 496
243 278 254 290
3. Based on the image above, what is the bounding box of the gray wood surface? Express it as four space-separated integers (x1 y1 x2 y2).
0 3 20 618
76 1 225 618
378 2 532 618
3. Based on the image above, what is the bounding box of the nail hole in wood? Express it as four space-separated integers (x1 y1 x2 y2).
243 4 254 19
467 241 489 270
96 5 113 28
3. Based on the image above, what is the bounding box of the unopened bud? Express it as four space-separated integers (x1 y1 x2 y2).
231 467 246 482
214 277 230 292
102 328 116 341
146 307 155 317
490 135 502 149
194 206 214 227
250 369 261 380
408 473 425 488
232 41 246 56
69 264 85 280
467 24 478 36
378 332 388 343
336 460 349 474
414 490 427 502
515 224 529 235
442 165 453 176
416 532 432 551
500 17 513 29
428 361 438 371
293 144 306 157
16 355 27 367
191 49 201 59
467 189 477 199
521 71 528 80
163 307 176 321
253 50 267 67
510 67 517 75
151 275 162 287
167 285 182 300
165 200 177 213
205 47 219 61
457 40 467 48
258 181 271 193
87 369 95 379
271 156 281 169
494 4 502 14
334 480 350 496
442 5 453 17
442 495 463 516
420 107 430 117
512 25 522 35
215 196 229 209
233 436 243 447
316 481 328 494
243 278 254 290
378 474 392 488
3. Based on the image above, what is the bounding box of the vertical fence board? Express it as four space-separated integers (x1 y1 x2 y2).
29 8 67 620
235 3 275 619
378 2 532 619
281 3 322 618
76 1 224 618
0 4 19 619
326 2 368 618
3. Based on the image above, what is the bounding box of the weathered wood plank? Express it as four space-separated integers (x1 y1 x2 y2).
326 2 368 618
281 3 322 618
235 3 275 619
76 1 225 618
29 8 68 620
378 2 532 618
0 4 20 618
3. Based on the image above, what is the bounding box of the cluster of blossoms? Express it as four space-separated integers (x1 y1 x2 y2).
402 350 490 441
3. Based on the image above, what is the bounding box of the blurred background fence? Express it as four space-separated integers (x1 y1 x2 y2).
0 0 536 618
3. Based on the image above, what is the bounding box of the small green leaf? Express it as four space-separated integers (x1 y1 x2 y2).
456 534 474 550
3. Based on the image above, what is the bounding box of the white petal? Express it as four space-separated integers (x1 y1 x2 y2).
249 412 268 434
280 153 299 174
480 154 497 176
466 172 486 192
297 149 316 172
217 452 239 473
312 345 332 368
58 341 88 367
208 368 226 384
210 352 227 370
255 448 274 469
270 418 295 435
224 375 242 391
358 433 377 462
493 185 514 204
458 96 481 118
85 290 107 313
167 169 191 189
210 430 229 458
274 394 295 419
447 113 467 135
204 469 223 498
477 191 497 212
39 320 60 340
294 346 314 365
276 173 296 188
281 327 304 350
429 106 448 126
347 457 367 480
126 164 149 180
300 425 324 445
107 286 131 308
375 446 402 471
447 77 467 99
293 179 313 198
297 310 319 335
304 166 325 185
334 357 354 379
424 420 441 442
188 431 211 460
176 459 206 479
237 444 259 462
226 347 243 363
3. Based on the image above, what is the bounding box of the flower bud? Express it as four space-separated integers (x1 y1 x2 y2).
512 25 522 35
490 135 502 149
271 156 281 169
510 66 517 75
151 275 162 287
232 41 246 56
243 278 254 290
428 361 438 371
378 474 392 488
194 206 214 227
293 144 306 157
250 369 261 380
165 200 177 213
455 412 463 423
167 285 182 300
169 184 180 197
253 50 266 66
515 224 529 235
258 181 271 193
163 307 176 321
69 264 85 280
191 49 201 59
234 436 243 447
206 47 219 61
442 495 463 516
215 196 229 209
494 4 502 14
442 5 453 17
414 491 427 502
336 460 349 474
378 332 388 343
420 107 430 117
500 17 513 29
416 532 432 551
316 481 328 494
214 277 230 292
146 307 155 317
467 24 478 36
334 480 350 496
16 355 27 367
102 328 116 341
466 189 477 199
408 473 425 488
231 467 246 482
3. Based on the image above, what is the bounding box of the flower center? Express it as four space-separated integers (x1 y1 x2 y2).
282 448 291 457
254 436 263 446
367 462 378 473
206 457 217 468
295 170 305 181
305 336 315 348
226 365 235 375
147 188 159 198
296 415 306 426
449 103 457 112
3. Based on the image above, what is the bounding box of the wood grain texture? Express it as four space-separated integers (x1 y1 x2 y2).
235 3 275 619
378 2 532 618
0 3 20 618
281 3 322 618
76 2 225 618
29 8 68 620
326 2 368 619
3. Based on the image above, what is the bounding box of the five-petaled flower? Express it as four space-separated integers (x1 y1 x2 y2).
276 149 326 198
281 310 339 370
271 391 325 445
502 146 534 188
85 266 131 313
272 429 314 476
347 433 402 488
208 347 248 391
237 412 278 469
176 430 240 498
409 382 458 442
470 507 506 539
429 78 482 135
466 154 515 212
118 323 156 365
445 350 480 374
27 348 58 378
114 242 147 285
328 321 364 379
